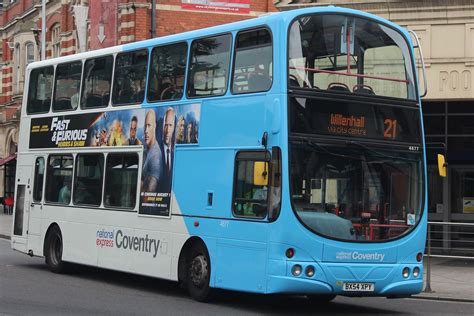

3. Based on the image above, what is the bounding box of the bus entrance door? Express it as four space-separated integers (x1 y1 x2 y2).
26 156 44 256
11 161 32 254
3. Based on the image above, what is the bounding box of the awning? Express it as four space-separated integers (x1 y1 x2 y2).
0 153 17 166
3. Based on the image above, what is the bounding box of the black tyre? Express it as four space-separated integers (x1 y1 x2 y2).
44 226 66 273
306 294 336 303
186 242 213 302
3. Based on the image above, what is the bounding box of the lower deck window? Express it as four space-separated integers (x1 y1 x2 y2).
73 154 104 206
104 153 139 209
45 155 74 204
233 151 270 218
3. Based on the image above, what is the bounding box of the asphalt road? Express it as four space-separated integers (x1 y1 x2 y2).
0 239 473 315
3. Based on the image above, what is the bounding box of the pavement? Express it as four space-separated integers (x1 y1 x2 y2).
0 213 472 302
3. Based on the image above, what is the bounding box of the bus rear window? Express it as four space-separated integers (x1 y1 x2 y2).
81 56 113 108
27 66 54 114
112 49 148 106
187 34 232 98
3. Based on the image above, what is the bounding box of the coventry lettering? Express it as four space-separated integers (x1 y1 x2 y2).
352 252 385 261
115 230 160 258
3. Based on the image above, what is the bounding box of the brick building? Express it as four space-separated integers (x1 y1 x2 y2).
0 0 277 198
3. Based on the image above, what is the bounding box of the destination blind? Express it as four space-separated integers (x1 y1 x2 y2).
290 97 422 143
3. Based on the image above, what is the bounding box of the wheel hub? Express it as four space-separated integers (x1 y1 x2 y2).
190 255 208 288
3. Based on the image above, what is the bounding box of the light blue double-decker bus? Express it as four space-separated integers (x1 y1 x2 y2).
12 6 430 302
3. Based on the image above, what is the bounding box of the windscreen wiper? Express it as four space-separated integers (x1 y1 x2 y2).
298 139 354 159
346 140 419 163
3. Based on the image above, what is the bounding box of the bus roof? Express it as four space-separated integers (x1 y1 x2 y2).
26 6 409 71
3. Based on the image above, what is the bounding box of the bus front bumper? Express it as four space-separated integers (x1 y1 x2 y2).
266 259 424 296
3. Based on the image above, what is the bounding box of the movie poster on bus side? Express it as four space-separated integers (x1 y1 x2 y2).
29 103 201 217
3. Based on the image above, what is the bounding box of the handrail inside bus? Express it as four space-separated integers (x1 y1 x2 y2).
289 66 409 84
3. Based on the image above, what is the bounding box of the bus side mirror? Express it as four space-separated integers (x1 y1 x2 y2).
437 154 447 177
254 161 268 186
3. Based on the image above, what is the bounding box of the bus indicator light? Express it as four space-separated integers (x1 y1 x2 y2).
416 252 423 262
286 248 295 258
194 221 199 227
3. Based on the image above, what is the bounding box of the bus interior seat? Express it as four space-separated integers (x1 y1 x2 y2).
102 93 110 106
289 75 301 87
118 89 134 104
327 82 350 92
85 94 103 107
134 90 145 102
54 99 71 111
353 84 375 95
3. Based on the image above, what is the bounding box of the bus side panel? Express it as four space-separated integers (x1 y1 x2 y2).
173 149 235 219
42 207 100 266
174 148 270 292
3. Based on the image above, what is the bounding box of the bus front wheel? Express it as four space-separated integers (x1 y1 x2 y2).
186 242 213 302
44 226 66 273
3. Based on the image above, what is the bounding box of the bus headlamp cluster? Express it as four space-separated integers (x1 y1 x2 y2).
291 264 316 277
402 266 421 278
413 267 420 278
291 264 302 276
402 267 410 278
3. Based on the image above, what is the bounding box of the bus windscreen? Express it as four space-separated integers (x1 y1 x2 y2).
289 14 416 100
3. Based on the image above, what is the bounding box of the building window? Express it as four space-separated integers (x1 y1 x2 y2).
14 43 21 94
51 24 61 58
25 42 35 65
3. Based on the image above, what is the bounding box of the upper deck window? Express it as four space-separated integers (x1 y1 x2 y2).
232 28 273 94
53 61 82 111
148 42 187 102
81 55 113 109
288 14 416 100
27 66 53 114
112 49 148 106
187 34 232 98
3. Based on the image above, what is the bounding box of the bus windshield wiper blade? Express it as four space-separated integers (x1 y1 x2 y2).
346 140 419 162
301 139 356 159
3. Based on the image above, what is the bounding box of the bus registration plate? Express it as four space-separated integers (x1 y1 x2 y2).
343 282 374 292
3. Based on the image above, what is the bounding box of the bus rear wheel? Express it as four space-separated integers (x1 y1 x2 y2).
45 226 66 273
186 242 213 302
